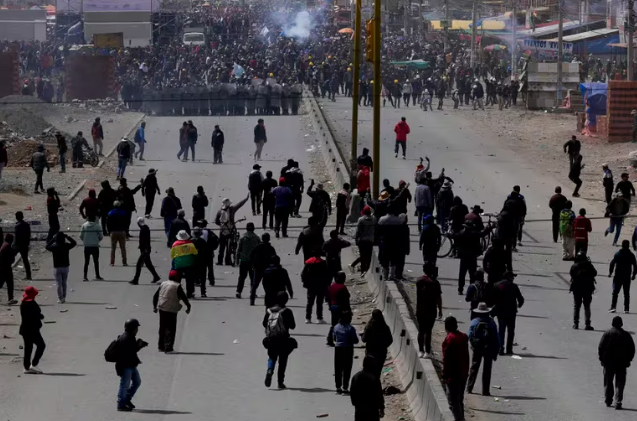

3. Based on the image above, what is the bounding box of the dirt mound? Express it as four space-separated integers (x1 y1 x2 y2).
0 96 54 137
6 138 58 167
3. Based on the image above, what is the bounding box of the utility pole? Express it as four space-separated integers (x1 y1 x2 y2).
444 0 449 50
556 0 563 104
351 0 362 179
629 0 634 81
511 0 517 80
372 0 381 197
470 0 477 69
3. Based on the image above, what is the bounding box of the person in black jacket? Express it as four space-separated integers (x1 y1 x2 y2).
160 187 183 245
20 286 45 374
191 186 209 223
98 180 117 236
254 118 267 161
416 265 442 359
141 169 160 218
569 154 584 198
482 238 510 285
45 232 76 304
322 230 351 281
263 291 296 389
362 310 394 377
130 217 161 285
191 227 208 297
493 271 524 355
0 234 18 304
248 164 264 215
357 148 374 172
452 221 491 295
598 316 635 409
113 319 148 411
250 233 277 305
295 216 325 261
195 219 218 287
262 255 293 308
301 251 330 324
211 124 224 164
261 171 278 230
46 187 62 243
168 210 191 247
350 356 385 421
608 240 637 313
570 252 598 330
307 180 331 227
14 211 32 281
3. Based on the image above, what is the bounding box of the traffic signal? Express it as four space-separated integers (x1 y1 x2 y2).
365 18 374 63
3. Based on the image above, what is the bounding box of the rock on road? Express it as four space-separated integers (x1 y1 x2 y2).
0 115 358 421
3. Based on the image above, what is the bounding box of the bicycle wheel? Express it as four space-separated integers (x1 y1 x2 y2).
437 235 454 258
481 233 491 253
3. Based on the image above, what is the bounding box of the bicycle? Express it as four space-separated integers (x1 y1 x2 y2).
437 219 455 258
480 212 499 252
226 217 246 266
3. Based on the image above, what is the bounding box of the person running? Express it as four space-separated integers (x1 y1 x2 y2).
608 240 637 314
603 164 615 204
263 291 297 389
301 250 330 324
605 192 630 246
466 302 499 396
333 311 359 394
416 264 443 358
109 319 148 411
569 154 584 197
45 232 77 304
79 215 103 282
107 201 129 266
153 270 191 353
563 135 581 165
350 356 385 421
130 217 161 285
616 173 636 205
598 316 635 409
0 234 18 305
20 286 45 374
236 222 260 299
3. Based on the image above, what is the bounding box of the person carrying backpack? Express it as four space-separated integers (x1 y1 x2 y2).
466 302 499 396
262 291 297 389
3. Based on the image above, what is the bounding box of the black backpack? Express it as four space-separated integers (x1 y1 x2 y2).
104 338 120 363
470 320 491 352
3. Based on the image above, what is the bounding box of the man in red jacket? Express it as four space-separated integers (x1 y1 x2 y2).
442 316 470 421
394 117 410 160
573 208 592 255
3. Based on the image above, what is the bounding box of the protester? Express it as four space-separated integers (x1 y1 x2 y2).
323 230 351 281
272 177 293 237
420 214 441 268
215 194 249 265
0 234 18 305
116 138 131 180
263 291 297 389
170 230 198 298
296 216 325 260
131 217 161 285
98 180 117 236
335 183 351 235
168 209 191 248
79 188 99 221
467 302 499 396
55 131 67 173
574 208 592 255
603 164 615 204
250 232 277 305
262 255 293 308
549 186 568 243
560 201 576 260
91 117 104 156
493 271 524 355
605 193 630 246
416 264 443 358
261 171 278 230
236 222 260 299
45 187 62 243
133 122 147 161
45 232 77 304
361 309 394 377
254 118 267 161
333 311 359 394
141 169 161 218
191 186 209 223
394 116 410 159
79 215 103 281
327 271 351 347
570 252 598 330
301 249 330 324
29 143 49 194
20 286 45 374
615 173 636 204
108 319 148 411
442 316 470 421
211 124 225 164
598 316 635 409
153 270 191 353
107 201 129 266
608 240 637 313
160 187 183 244
350 356 385 421
349 206 375 275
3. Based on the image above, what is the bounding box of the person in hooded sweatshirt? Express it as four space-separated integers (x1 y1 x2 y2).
350 356 385 421
349 206 376 275
79 188 99 221
191 186 209 223
301 249 331 324
0 234 19 305
20 286 45 374
79 214 103 281
262 255 294 308
362 309 394 376
263 291 297 389
141 169 161 218
250 232 278 305
130 217 161 285
98 180 117 236
45 232 76 304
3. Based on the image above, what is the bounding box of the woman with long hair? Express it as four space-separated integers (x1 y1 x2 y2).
362 309 393 377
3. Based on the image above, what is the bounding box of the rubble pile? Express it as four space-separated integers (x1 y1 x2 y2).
1 123 60 167
57 98 127 114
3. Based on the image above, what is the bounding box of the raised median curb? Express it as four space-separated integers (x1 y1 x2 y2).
307 90 452 421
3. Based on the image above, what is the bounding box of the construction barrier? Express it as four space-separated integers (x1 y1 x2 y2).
65 55 117 101
0 51 20 98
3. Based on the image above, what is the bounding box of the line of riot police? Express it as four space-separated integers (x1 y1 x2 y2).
140 79 303 117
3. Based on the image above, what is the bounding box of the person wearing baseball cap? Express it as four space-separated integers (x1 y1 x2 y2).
153 269 191 354
493 271 524 355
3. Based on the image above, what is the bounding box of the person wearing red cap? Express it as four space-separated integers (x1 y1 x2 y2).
20 286 46 374
153 270 191 353
271 178 293 238
349 206 376 276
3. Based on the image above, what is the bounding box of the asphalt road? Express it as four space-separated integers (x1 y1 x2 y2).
1 115 359 421
318 94 637 421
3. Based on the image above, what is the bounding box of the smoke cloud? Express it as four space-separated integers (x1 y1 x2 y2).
282 11 315 41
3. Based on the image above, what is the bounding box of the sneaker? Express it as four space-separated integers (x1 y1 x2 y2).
573 323 579 330
265 370 273 387
305 318 312 324
83 277 89 282
95 276 104 280
395 153 398 158
423 352 431 359
572 193 580 197
317 319 327 324
625 310 630 314
58 299 65 304
23 368 36 374
7 299 17 305
517 241 523 246
584 325 594 331
336 388 343 395
512 247 518 252
152 277 161 283
605 230 609 237
609 308 616 313
402 155 406 160
117 406 133 412
616 404 623 410
125 401 136 409
145 214 151 219
277 383 286 389
129 280 138 285
30 365 42 374
342 388 350 395
418 351 425 358
201 293 207 298
235 293 241 299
